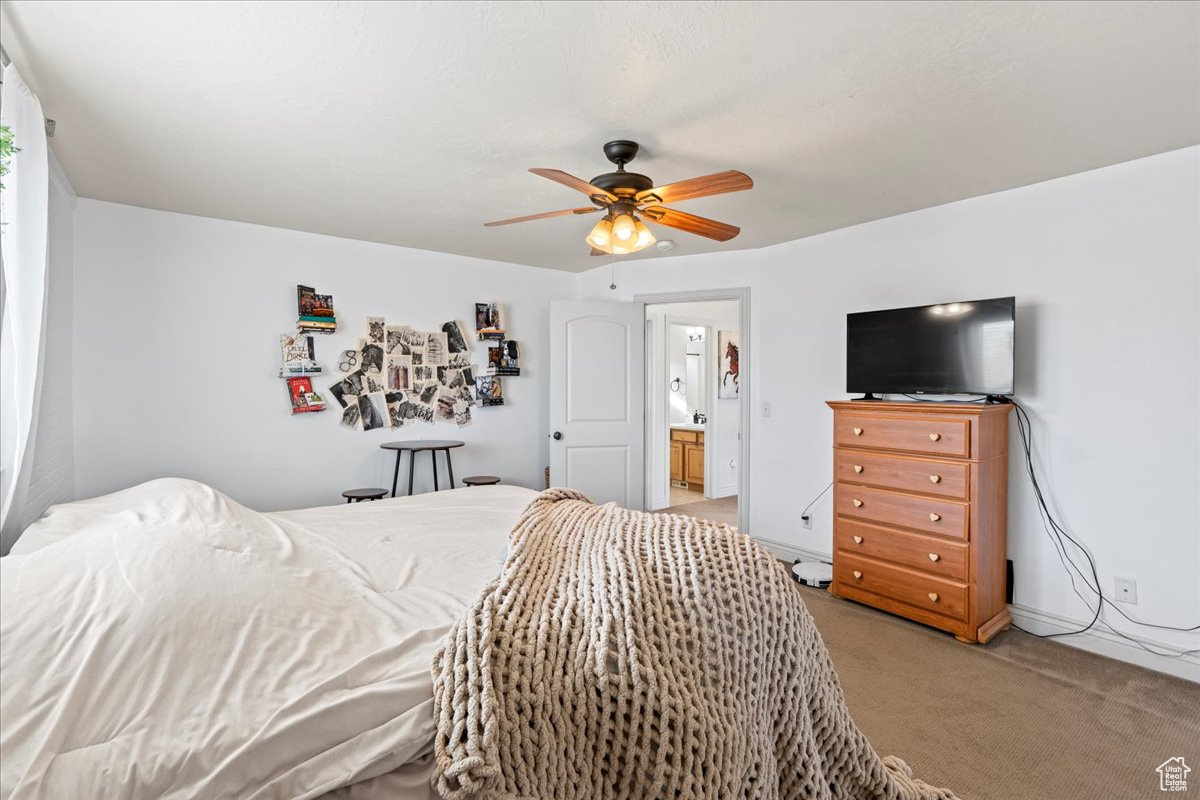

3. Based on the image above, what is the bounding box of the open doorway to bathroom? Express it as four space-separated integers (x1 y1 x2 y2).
643 297 743 530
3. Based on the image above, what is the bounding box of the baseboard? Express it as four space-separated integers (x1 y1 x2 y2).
709 483 737 500
752 537 1199 683
753 536 830 566
1007 602 1200 683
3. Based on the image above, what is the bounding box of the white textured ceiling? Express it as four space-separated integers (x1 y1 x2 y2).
3 1 1198 271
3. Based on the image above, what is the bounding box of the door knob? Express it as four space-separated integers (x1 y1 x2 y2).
552 431 563 440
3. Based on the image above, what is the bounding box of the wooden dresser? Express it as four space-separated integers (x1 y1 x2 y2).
826 400 1012 643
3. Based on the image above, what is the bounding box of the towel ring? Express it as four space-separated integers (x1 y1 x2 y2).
670 377 684 393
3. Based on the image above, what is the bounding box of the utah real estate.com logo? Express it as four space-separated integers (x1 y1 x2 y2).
1158 757 1191 792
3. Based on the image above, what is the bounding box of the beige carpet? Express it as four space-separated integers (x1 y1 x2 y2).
795 581 1200 800
660 495 738 527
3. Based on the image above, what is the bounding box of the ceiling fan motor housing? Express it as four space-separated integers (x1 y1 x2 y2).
590 170 654 198
590 139 655 201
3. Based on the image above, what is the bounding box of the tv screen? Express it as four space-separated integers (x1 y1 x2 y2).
847 297 1015 396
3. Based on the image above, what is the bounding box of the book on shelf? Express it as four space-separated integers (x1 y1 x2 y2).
280 333 322 374
287 376 326 413
474 302 506 341
486 340 521 376
297 285 336 318
476 375 504 406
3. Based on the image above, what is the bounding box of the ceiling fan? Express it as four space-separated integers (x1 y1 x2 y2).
484 140 753 255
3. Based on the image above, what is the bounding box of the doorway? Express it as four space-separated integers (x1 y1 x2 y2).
642 294 745 531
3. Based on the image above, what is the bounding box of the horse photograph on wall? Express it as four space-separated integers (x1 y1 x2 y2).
718 330 739 399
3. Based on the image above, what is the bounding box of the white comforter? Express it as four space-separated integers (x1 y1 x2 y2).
0 478 537 800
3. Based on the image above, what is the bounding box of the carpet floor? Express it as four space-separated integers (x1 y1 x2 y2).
794 582 1199 800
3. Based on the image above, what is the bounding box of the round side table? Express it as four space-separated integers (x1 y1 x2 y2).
462 476 501 487
343 488 388 503
380 440 466 497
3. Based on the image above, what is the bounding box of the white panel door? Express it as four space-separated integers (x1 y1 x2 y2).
549 300 645 509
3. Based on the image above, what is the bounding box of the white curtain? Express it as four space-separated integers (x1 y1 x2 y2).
0 62 50 551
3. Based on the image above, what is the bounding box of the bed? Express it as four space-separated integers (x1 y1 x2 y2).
0 478 538 800
3 479 958 800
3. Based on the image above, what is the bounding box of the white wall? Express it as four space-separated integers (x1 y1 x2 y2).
646 300 740 509
667 324 694 426
5 152 77 553
71 200 576 511
583 147 1200 677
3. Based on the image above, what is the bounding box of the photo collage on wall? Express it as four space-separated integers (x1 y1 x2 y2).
329 316 477 430
280 288 520 427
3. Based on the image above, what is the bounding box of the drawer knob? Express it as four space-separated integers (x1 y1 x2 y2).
928 553 940 562
853 535 864 544
929 474 941 484
929 432 941 441
929 512 941 522
852 499 864 508
852 427 863 436
928 592 940 602
852 570 863 579
853 464 864 474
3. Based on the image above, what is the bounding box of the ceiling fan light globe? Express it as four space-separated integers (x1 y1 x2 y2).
586 218 614 250
611 213 636 242
634 219 655 249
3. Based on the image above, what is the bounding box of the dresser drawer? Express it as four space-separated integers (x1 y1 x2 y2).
836 552 969 621
835 450 969 500
835 414 970 458
837 484 968 539
836 520 968 581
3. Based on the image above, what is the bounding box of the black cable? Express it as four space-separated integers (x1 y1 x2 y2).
800 482 833 518
1006 400 1199 658
1012 401 1195 628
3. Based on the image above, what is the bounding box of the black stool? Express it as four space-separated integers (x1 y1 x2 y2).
462 476 501 487
343 488 388 503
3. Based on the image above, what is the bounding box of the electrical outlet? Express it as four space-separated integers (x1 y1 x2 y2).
801 514 812 529
1115 577 1138 605
761 401 771 418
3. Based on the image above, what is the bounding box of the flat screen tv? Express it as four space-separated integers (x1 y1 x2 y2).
846 297 1015 397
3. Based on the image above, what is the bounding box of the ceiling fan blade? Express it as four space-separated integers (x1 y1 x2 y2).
530 168 618 203
484 207 598 227
636 170 753 205
590 248 606 256
641 206 740 241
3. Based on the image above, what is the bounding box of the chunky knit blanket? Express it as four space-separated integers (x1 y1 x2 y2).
431 489 958 800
